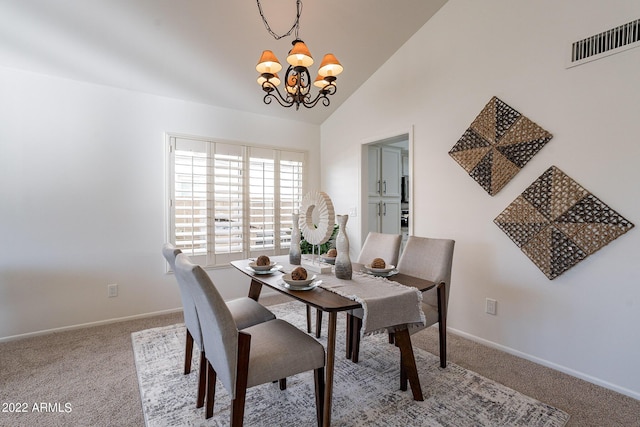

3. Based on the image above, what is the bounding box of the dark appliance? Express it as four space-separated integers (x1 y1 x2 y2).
401 209 409 227
401 176 409 203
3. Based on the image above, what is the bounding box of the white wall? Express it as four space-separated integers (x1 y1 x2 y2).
0 66 320 339
321 0 640 398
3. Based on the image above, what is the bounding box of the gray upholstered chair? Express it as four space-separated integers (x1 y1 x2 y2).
345 232 402 362
162 243 276 408
307 232 402 342
394 236 455 369
356 232 402 267
348 236 455 369
175 254 326 425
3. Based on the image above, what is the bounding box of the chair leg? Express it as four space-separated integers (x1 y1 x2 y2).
314 367 325 427
351 317 362 363
231 332 252 427
315 309 323 338
388 331 395 345
205 361 216 418
345 313 353 359
438 320 447 368
279 378 287 390
306 305 312 334
184 330 194 374
197 351 207 408
399 351 407 391
437 283 448 368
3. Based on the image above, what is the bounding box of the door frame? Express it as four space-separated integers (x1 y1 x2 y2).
359 126 414 247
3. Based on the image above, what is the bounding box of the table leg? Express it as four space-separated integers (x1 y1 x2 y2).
394 328 424 401
247 278 263 301
322 312 337 427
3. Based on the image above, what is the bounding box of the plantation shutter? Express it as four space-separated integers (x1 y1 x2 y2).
172 137 209 265
168 134 306 268
248 147 276 254
279 151 305 248
212 143 245 265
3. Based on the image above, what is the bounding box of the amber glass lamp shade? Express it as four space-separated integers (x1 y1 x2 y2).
318 53 343 77
257 73 281 87
256 50 283 74
313 74 329 88
286 40 314 67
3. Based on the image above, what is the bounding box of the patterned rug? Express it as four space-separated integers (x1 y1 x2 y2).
132 302 570 426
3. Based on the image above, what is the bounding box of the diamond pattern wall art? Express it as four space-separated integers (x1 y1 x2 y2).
494 166 634 279
449 96 553 196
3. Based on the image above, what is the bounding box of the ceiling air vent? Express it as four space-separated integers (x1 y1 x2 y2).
567 18 640 68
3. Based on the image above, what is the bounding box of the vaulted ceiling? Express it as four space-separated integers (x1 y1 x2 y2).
0 0 447 124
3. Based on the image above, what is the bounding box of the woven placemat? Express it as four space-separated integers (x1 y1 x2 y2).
494 166 634 279
450 96 553 196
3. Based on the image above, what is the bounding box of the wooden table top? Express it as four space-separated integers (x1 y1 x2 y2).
231 255 435 313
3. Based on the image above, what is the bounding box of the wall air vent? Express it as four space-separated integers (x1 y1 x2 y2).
567 18 640 68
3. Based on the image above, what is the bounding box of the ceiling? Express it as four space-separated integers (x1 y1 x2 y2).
0 0 447 125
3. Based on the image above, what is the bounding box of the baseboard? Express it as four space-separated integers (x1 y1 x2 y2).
0 291 282 343
448 327 640 401
0 308 183 343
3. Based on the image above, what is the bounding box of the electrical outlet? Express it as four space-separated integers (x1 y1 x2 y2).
485 298 497 315
108 284 118 298
349 207 358 217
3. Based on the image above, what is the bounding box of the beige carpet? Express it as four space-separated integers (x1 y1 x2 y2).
133 303 569 426
1 294 639 426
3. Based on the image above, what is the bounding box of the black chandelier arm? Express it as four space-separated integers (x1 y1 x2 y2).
298 81 337 108
299 89 332 109
261 82 298 108
262 91 296 108
260 77 337 109
321 82 337 97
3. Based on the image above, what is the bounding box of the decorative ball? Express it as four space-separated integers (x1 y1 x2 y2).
256 255 271 266
371 258 386 269
291 266 308 280
327 248 337 257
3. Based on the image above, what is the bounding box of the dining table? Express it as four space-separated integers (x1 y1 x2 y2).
231 255 438 427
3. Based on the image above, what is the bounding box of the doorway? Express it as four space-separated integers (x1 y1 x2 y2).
360 128 413 251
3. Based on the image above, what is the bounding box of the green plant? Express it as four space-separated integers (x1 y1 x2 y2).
300 224 339 255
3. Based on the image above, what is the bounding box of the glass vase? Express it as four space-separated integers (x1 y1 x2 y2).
334 214 352 280
289 212 301 265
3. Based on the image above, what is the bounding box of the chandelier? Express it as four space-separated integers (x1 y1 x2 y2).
255 0 343 110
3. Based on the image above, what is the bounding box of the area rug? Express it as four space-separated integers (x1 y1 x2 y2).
132 302 570 426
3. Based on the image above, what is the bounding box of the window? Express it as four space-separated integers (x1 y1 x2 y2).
167 135 305 268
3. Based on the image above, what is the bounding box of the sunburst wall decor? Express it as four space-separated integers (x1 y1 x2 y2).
449 96 553 196
494 166 634 279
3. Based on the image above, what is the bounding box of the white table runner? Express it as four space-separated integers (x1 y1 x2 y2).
316 270 426 335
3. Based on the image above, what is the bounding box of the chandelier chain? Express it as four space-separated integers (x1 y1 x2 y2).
256 0 303 40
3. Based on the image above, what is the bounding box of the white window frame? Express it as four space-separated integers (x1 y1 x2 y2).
166 133 306 269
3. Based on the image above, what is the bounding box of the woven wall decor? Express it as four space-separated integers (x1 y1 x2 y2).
449 96 553 196
494 166 634 279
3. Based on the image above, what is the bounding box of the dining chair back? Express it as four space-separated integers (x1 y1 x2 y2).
175 254 326 426
356 232 402 267
163 243 277 410
175 253 239 395
397 236 455 368
346 235 455 368
162 243 202 375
